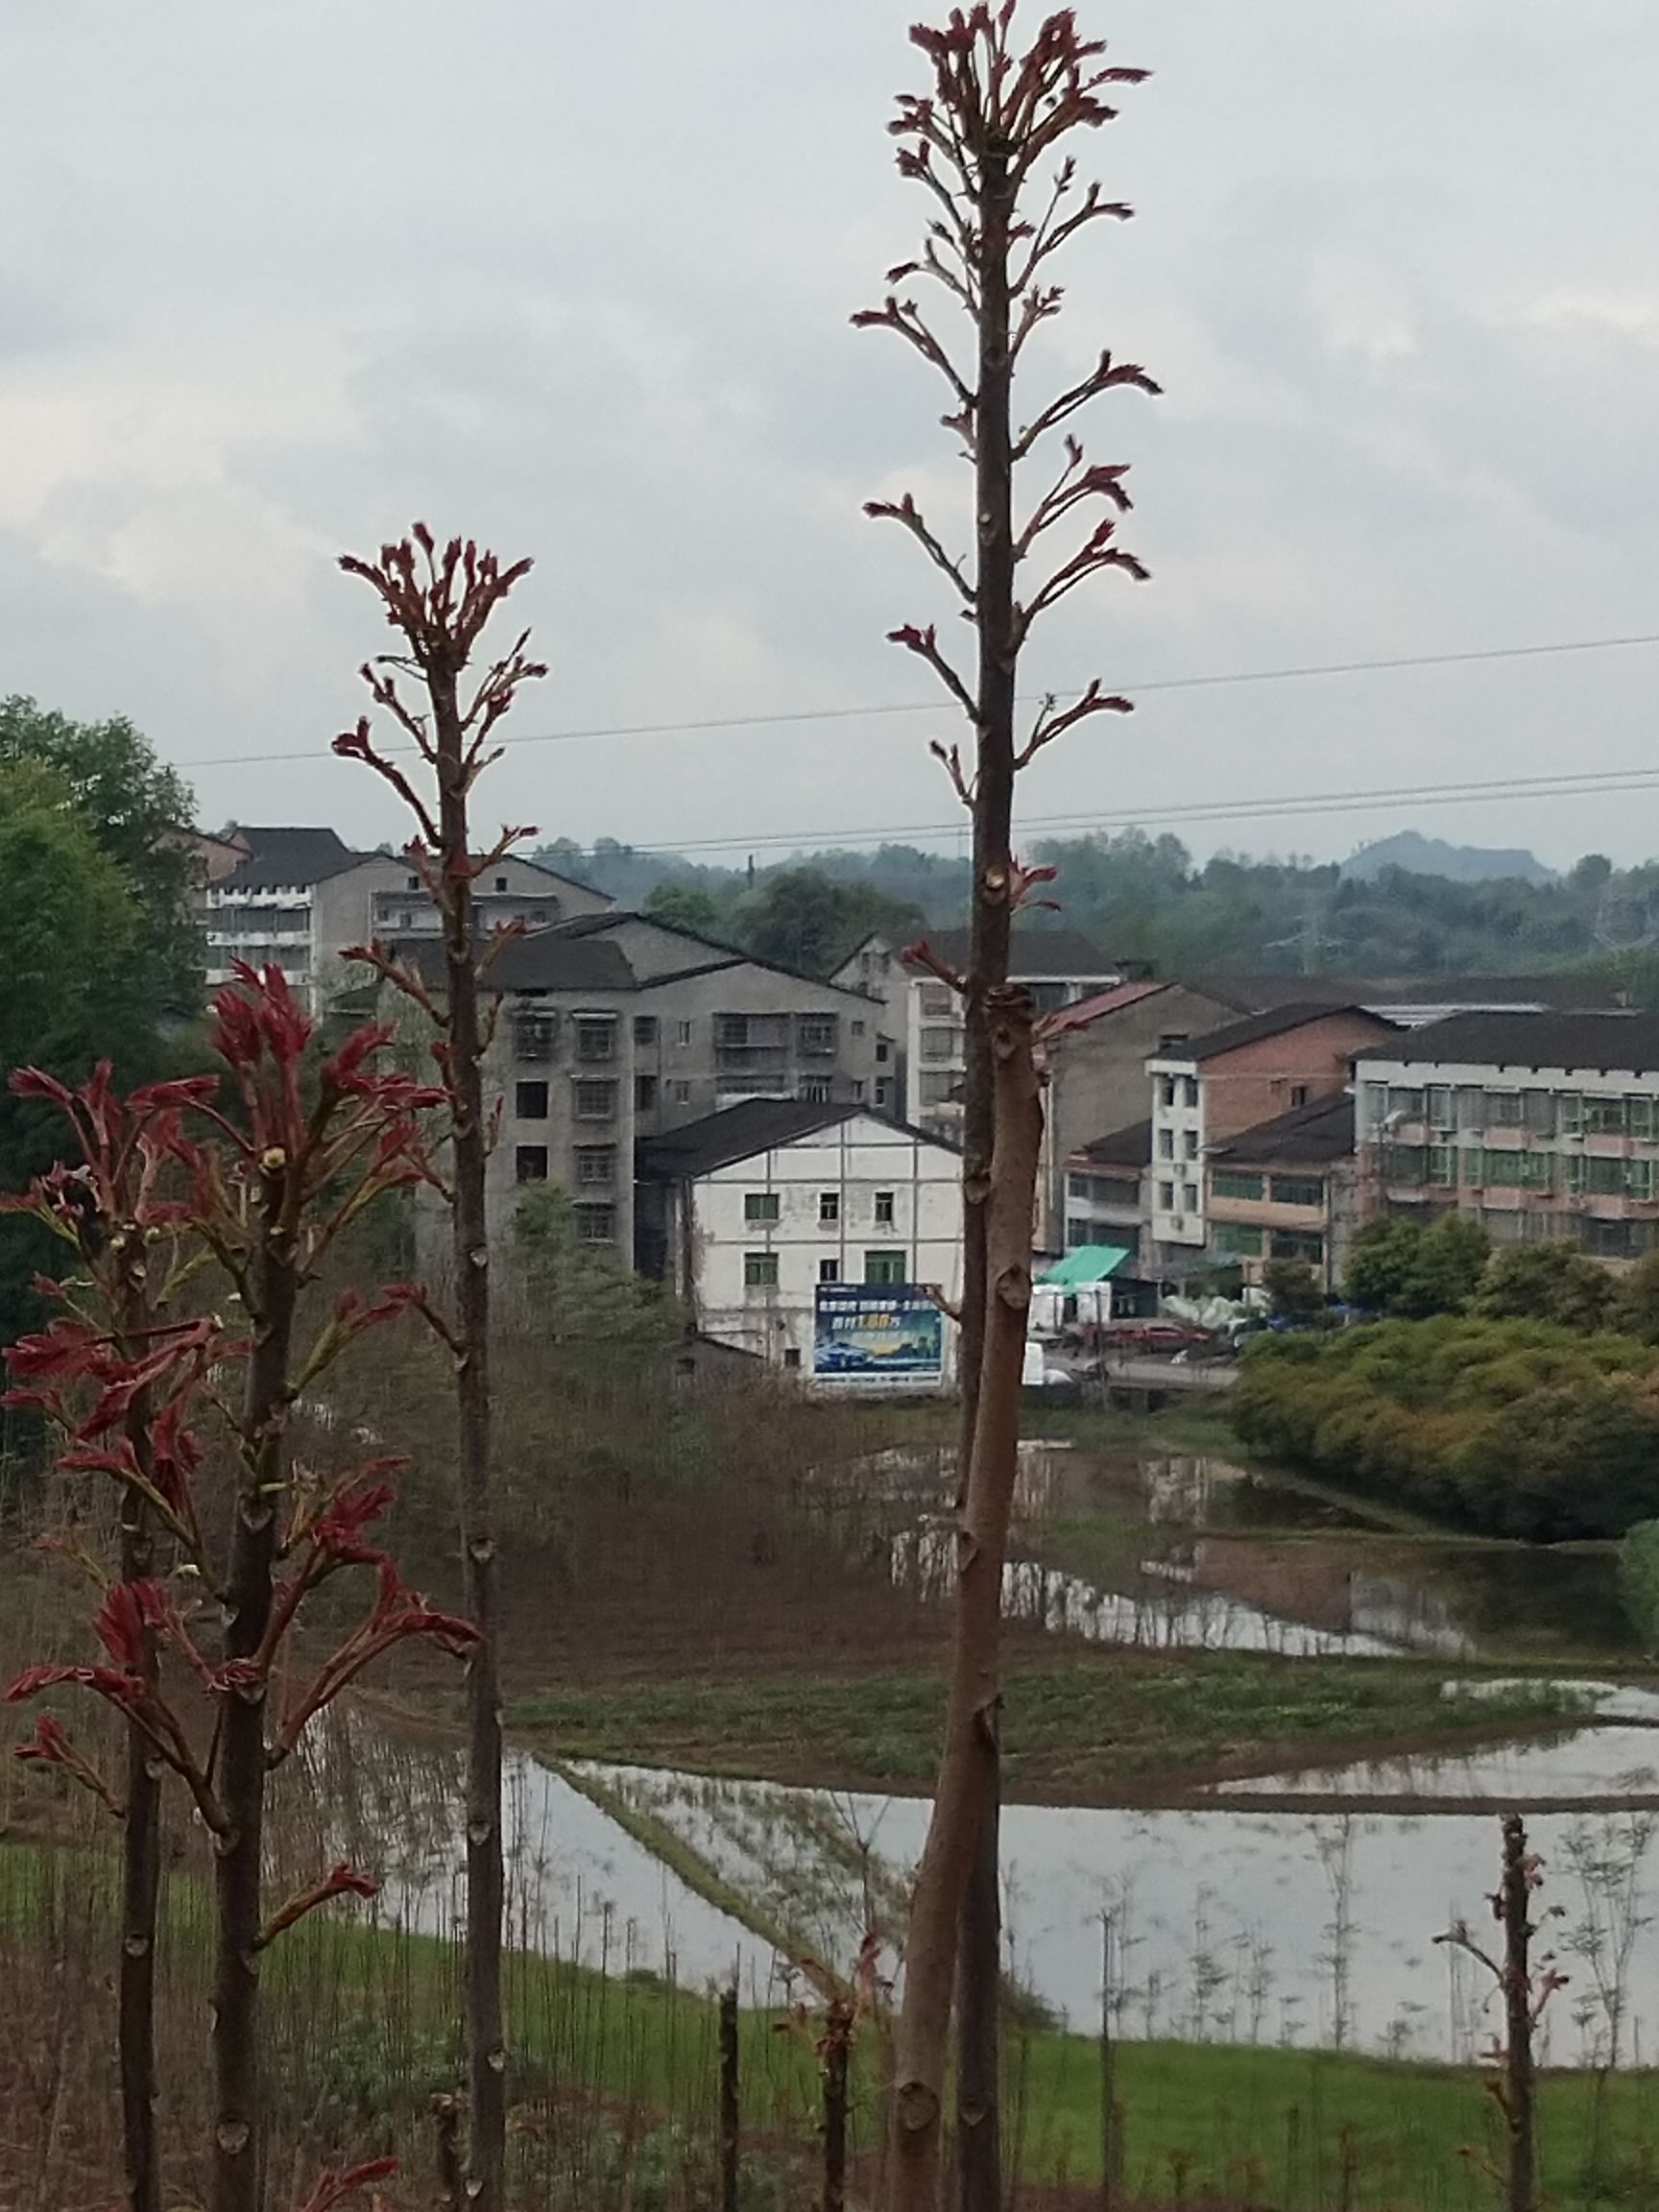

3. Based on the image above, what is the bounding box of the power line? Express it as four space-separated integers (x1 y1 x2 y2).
171 626 1659 772
622 759 1659 859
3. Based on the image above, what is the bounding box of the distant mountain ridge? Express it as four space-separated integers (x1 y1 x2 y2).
1339 831 1556 887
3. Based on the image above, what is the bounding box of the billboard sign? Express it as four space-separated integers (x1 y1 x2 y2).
812 1284 944 1383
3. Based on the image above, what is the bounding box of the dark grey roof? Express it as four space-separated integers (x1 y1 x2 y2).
1373 1010 1659 1075
639 1099 858 1179
1167 1002 1399 1065
641 1099 956 1180
905 927 1116 980
377 930 636 994
1212 1093 1355 1166
223 827 363 891
1074 1118 1151 1170
555 912 877 998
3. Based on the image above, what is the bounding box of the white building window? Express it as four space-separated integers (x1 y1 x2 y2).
874 1190 896 1227
744 1251 780 1287
819 1191 840 1225
744 1191 781 1223
819 1258 840 1284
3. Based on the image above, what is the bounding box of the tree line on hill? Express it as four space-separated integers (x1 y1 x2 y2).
536 830 1659 993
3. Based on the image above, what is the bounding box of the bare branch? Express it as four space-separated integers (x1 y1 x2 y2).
1015 520 1150 644
1014 682 1135 770
849 296 974 407
1013 352 1162 463
901 938 966 996
863 494 975 608
929 737 975 810
885 623 976 721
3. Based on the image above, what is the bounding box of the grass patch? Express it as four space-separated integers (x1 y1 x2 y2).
6 1840 1652 2208
510 1652 1586 1803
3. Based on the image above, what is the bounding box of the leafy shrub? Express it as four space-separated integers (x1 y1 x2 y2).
1235 1315 1659 1539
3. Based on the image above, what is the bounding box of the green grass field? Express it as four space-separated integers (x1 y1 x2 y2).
509 1653 1583 1802
6 1841 1648 2209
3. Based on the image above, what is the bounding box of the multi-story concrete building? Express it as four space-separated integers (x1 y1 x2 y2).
397 916 882 1271
830 932 908 1118
1205 1094 1358 1291
637 1098 962 1379
902 927 1121 1141
1145 1004 1399 1261
203 826 612 1007
1354 1010 1659 1264
1059 1119 1151 1261
1038 978 1276 1250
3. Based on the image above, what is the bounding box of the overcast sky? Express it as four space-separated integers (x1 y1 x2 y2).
4 1 1658 873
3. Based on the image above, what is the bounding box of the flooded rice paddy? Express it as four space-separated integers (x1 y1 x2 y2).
345 1436 1659 2066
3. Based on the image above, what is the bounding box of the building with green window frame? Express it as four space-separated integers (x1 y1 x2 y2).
1204 1094 1358 1292
1354 1011 1659 1266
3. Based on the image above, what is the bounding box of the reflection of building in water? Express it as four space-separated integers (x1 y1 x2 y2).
1348 1573 1473 1657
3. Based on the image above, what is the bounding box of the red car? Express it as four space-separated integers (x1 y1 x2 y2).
1078 1319 1212 1356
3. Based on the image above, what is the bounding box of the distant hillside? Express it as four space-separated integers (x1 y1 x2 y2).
1340 832 1555 888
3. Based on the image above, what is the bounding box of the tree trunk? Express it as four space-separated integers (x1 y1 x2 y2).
212 1173 300 2212
433 666 507 2212
953 128 1019 2212
1500 1815 1536 2212
891 990 1041 2211
117 1481 162 2212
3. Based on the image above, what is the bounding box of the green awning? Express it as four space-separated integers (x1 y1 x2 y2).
1040 1245 1133 1287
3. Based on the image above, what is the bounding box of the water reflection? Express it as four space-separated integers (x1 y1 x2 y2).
877 1443 1638 1661
574 1758 1659 2068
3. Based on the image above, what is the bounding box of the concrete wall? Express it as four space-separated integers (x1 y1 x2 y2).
679 1115 962 1372
311 855 613 1001
1040 985 1238 1248
1148 1011 1394 1257
631 961 880 1137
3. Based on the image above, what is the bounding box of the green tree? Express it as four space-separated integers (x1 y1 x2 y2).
736 867 922 976
643 879 730 939
1476 1240 1614 1331
1346 1213 1490 1318
1262 1257 1325 1327
1612 1249 1659 1344
0 695 201 1017
0 759 145 1346
513 1185 679 1349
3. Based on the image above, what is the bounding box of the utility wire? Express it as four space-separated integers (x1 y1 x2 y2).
172 627 1659 771
624 759 1659 858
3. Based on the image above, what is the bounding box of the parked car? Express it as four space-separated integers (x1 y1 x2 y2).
1077 1319 1213 1358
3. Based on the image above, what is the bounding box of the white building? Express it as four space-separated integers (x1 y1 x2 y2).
638 1100 963 1385
1354 1009 1659 1263
202 826 613 1008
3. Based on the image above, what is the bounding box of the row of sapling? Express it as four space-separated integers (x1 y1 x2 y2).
3 529 541 2212
855 5 1154 2205
2 980 477 2212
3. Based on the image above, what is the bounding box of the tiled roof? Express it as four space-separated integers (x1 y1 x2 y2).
1163 1002 1397 1065
221 827 363 891
1366 1009 1659 1075
639 1099 858 1179
904 927 1117 979
1212 1093 1356 1166
381 930 637 994
1040 979 1168 1038
1072 1118 1151 1169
